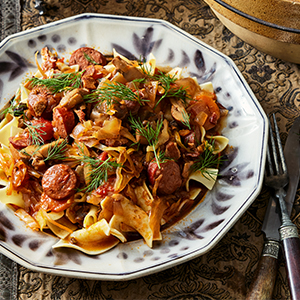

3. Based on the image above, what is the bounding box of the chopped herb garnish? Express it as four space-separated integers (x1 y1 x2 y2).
24 121 46 146
80 155 121 193
83 81 147 108
129 114 164 168
156 151 173 164
83 51 97 65
181 110 191 130
77 144 122 193
44 139 69 162
190 140 224 180
153 71 187 108
0 92 23 118
28 71 83 94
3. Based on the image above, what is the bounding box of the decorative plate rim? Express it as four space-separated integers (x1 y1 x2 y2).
0 13 268 280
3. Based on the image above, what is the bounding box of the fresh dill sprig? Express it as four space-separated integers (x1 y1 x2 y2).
28 71 83 94
44 139 69 162
24 121 47 146
83 51 97 65
83 82 146 107
128 114 164 168
154 71 187 108
182 110 191 130
76 144 122 193
156 151 173 164
80 154 122 194
0 92 26 118
190 140 224 180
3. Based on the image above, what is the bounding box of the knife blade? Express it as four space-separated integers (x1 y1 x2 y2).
246 115 300 300
284 116 300 215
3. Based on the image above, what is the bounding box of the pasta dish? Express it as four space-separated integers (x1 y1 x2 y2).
0 46 229 254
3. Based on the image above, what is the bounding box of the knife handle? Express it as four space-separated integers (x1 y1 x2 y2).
245 239 279 300
280 224 300 300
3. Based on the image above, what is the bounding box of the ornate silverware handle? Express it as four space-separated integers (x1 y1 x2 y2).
279 224 300 300
245 239 280 300
278 191 300 300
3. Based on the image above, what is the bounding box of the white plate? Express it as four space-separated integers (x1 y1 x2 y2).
0 13 268 280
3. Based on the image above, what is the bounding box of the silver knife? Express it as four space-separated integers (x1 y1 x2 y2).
246 115 300 300
279 116 300 300
284 116 300 216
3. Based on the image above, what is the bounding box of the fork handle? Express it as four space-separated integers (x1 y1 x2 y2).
280 224 300 300
245 239 279 300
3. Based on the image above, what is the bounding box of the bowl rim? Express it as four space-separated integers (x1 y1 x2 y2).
212 0 300 33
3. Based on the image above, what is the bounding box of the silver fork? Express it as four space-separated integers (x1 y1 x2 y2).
265 114 300 300
264 114 291 227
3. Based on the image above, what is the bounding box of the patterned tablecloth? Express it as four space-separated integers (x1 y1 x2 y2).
1 0 300 299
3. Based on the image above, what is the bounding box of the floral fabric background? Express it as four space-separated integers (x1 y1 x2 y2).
1 0 300 299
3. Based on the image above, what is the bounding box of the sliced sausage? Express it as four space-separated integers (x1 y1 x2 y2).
27 86 60 119
42 164 77 200
40 192 72 212
9 130 31 150
52 107 75 139
9 118 53 150
69 47 107 70
148 160 182 195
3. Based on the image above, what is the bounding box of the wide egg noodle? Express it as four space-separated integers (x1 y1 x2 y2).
110 194 153 248
137 52 156 76
36 209 77 239
0 186 24 208
134 181 154 213
83 204 98 228
149 197 168 241
53 219 119 255
166 66 183 80
73 191 87 203
189 187 203 200
97 196 114 222
206 135 229 154
108 215 127 243
46 216 77 239
199 81 214 93
35 209 64 231
0 114 21 147
113 48 132 64
186 168 218 191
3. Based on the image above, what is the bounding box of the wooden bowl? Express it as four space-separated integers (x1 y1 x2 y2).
204 0 300 63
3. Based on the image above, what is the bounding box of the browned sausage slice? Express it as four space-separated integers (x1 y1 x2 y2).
28 86 60 118
69 47 107 70
52 107 75 139
148 160 182 195
42 164 77 200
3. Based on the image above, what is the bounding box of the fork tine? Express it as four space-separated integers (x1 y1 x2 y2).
269 114 280 174
265 144 274 176
271 113 288 174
